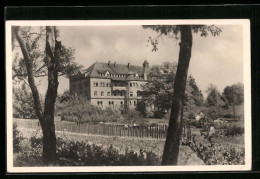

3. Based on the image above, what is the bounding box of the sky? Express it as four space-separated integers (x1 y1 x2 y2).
15 25 244 98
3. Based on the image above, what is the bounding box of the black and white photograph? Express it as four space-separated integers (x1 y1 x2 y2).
6 20 251 172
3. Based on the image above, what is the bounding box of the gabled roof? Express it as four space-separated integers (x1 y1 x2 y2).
71 61 149 81
88 62 145 77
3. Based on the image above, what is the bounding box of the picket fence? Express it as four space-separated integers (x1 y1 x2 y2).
14 118 191 140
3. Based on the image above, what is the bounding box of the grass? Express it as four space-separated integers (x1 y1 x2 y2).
189 127 244 147
17 127 204 165
13 116 245 166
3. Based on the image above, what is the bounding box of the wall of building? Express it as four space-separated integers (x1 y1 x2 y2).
91 98 125 109
90 78 112 99
70 76 149 110
70 76 91 98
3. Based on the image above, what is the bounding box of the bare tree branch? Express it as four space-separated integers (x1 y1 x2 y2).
13 26 43 120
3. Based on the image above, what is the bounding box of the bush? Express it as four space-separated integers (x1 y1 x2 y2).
223 114 233 118
13 122 24 153
214 122 244 136
120 108 143 125
14 132 160 166
186 119 202 128
187 111 196 119
154 110 165 119
183 118 245 165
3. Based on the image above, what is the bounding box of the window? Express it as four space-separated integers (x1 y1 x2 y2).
107 92 111 96
97 101 103 107
101 91 104 96
99 82 105 87
133 83 136 87
134 101 136 106
109 101 114 107
93 82 98 87
94 91 97 96
129 101 132 105
136 83 139 87
120 101 124 107
113 92 116 96
106 82 109 87
130 83 132 87
130 92 133 97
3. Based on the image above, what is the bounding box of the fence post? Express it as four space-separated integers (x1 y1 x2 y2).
156 124 158 139
159 126 162 139
141 126 143 138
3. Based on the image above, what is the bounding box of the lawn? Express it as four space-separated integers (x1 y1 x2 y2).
17 127 204 166
15 123 245 166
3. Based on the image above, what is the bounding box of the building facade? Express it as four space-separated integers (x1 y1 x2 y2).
69 60 150 109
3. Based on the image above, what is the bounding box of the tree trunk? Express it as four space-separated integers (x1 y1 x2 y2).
162 25 193 165
13 26 61 166
40 26 61 165
41 117 57 165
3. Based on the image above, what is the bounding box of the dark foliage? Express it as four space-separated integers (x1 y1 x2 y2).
13 131 160 166
13 122 24 153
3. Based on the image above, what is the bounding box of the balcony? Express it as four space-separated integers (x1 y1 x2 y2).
112 86 127 91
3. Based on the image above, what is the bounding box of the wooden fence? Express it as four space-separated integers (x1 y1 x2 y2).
13 118 191 140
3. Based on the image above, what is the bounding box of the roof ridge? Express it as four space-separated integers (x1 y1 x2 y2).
95 61 142 68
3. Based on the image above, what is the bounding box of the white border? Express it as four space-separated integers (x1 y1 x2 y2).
6 19 251 173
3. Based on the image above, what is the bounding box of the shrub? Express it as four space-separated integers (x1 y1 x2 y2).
214 122 244 136
13 122 24 153
182 116 245 165
120 108 143 125
187 111 196 119
223 114 233 118
154 110 165 119
14 134 160 166
183 134 245 165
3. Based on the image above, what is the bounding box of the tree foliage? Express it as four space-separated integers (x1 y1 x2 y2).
140 61 176 117
13 83 38 119
56 91 122 124
140 62 203 118
56 92 101 124
12 26 82 84
206 84 224 107
143 25 222 51
222 83 244 106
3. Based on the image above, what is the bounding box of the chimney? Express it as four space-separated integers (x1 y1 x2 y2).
127 63 131 69
114 62 116 66
108 61 111 66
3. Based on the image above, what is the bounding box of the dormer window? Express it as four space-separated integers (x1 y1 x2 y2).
105 71 110 76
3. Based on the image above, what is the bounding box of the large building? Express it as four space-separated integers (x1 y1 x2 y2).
69 60 150 109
